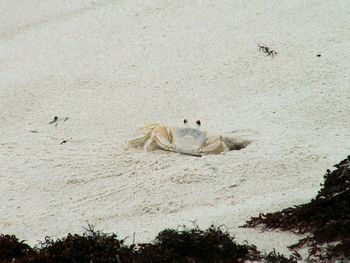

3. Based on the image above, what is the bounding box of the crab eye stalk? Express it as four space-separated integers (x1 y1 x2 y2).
196 120 201 127
184 119 188 125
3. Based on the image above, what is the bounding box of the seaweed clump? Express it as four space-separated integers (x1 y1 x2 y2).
134 226 262 262
243 156 350 261
0 225 133 263
35 225 133 263
0 234 34 262
0 225 298 263
262 249 301 263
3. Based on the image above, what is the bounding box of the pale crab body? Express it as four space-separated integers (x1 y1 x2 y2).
128 121 230 156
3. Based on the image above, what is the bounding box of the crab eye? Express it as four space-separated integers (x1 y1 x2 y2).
196 120 201 126
184 119 188 124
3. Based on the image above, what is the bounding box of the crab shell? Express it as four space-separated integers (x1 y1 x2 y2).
128 124 229 156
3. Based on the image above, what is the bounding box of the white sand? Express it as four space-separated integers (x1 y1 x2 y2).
1 0 350 255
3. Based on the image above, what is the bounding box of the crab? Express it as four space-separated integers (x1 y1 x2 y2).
128 119 232 156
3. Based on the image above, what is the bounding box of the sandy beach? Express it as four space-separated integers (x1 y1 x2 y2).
1 0 350 256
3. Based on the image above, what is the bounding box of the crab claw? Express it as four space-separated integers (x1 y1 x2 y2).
201 135 229 154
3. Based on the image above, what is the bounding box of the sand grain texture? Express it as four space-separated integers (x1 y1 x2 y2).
1 0 350 255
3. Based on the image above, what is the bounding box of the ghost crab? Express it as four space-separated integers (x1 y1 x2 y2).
128 119 231 156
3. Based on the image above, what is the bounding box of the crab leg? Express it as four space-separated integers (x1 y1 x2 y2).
201 136 229 154
128 129 154 148
129 124 174 151
144 126 173 151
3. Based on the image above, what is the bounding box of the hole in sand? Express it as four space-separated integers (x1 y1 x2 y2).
223 137 252 151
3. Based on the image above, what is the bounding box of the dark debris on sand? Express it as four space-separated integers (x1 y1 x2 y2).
243 156 350 262
0 225 298 263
